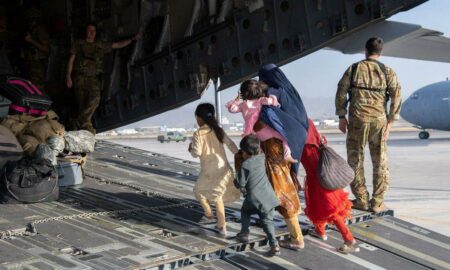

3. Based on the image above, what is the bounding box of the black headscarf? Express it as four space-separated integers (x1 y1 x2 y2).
258 64 309 173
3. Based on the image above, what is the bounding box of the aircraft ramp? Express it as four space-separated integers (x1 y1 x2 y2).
0 141 449 269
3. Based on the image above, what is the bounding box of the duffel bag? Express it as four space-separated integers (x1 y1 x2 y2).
318 142 355 190
64 130 96 153
0 157 59 204
0 125 23 170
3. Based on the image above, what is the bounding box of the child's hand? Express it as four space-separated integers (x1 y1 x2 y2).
188 143 192 152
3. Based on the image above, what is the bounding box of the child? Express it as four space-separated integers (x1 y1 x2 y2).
226 79 297 163
301 119 360 254
234 135 281 256
189 103 240 236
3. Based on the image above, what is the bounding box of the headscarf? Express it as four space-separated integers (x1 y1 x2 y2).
258 63 309 173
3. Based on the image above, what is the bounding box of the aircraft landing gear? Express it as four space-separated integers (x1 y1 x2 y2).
419 131 430 139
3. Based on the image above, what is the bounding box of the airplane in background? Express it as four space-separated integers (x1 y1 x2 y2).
401 80 450 139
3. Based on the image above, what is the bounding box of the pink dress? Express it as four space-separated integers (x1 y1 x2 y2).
226 97 292 159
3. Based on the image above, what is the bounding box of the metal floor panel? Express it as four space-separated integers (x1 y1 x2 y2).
349 218 450 270
1 141 449 269
312 231 430 270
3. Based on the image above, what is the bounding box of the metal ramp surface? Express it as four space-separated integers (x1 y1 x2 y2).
0 141 449 270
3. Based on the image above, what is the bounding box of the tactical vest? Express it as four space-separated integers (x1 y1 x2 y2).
74 40 105 77
347 59 390 105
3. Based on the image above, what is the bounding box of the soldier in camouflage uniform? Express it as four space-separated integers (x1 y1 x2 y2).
335 37 402 213
23 8 49 89
66 23 139 134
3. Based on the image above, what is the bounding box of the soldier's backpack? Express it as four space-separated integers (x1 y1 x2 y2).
347 59 390 104
0 77 52 116
0 125 23 170
0 157 59 204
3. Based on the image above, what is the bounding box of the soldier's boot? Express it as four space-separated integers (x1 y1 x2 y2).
351 188 370 211
370 199 388 214
351 199 369 211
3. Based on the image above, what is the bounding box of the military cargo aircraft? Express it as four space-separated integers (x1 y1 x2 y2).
1 0 450 269
401 80 450 139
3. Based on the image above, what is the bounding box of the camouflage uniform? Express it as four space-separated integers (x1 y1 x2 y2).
70 39 112 134
335 59 402 207
24 24 49 89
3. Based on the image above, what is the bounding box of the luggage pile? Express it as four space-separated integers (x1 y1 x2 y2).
0 77 96 204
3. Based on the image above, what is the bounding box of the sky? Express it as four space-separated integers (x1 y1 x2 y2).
127 0 450 128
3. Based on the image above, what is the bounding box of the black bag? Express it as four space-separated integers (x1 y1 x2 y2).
318 143 355 190
0 158 59 204
0 125 23 170
0 77 52 116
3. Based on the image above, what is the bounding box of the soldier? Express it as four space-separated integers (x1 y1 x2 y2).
66 23 139 134
23 7 49 89
335 37 402 213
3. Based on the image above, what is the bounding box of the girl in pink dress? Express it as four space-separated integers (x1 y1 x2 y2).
226 80 297 163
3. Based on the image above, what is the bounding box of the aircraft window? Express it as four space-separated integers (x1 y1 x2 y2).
411 93 419 99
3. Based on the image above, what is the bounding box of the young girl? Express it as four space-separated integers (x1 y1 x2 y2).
301 119 359 254
189 103 240 236
226 79 297 163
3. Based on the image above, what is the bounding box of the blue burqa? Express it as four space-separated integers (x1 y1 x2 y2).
258 64 309 173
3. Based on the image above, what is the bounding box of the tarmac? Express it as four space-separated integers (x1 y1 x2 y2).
108 130 450 237
1 135 449 269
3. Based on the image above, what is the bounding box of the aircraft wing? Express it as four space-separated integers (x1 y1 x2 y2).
327 20 450 63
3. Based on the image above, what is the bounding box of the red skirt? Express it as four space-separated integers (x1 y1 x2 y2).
301 119 352 225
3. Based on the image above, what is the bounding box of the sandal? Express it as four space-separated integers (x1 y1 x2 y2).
309 229 327 241
337 240 360 254
216 226 227 236
279 239 305 251
198 215 216 224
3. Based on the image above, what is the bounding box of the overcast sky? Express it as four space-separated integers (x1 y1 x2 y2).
129 0 450 128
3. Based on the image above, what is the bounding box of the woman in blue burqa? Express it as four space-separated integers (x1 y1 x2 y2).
258 63 309 172
256 64 358 253
250 63 310 250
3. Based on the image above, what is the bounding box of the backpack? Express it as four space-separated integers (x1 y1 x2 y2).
0 77 52 116
347 59 390 105
0 157 59 204
0 125 23 170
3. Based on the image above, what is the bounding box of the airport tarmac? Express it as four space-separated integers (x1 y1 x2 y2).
108 130 450 237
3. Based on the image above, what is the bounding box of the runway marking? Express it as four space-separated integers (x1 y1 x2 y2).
306 236 386 270
372 219 450 250
351 226 450 269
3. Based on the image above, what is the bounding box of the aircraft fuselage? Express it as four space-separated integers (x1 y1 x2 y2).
401 81 450 131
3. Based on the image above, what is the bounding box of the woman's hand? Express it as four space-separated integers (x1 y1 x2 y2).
235 91 241 100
